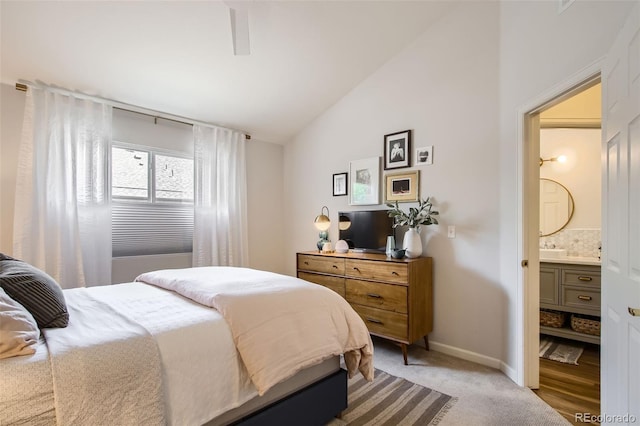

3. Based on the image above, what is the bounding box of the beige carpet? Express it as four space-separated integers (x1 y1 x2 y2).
364 337 570 425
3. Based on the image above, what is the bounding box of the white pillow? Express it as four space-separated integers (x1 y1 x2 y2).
0 287 40 359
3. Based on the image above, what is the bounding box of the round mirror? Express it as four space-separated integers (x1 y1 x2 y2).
539 178 574 236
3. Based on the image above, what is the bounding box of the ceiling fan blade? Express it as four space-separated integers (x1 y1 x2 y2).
228 5 250 56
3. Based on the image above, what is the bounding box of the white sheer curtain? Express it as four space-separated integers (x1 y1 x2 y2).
13 87 112 288
193 125 248 267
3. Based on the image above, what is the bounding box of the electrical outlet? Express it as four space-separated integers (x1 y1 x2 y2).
448 225 456 239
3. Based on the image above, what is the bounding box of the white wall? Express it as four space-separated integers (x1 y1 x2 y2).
498 0 633 374
540 128 601 229
285 2 504 365
0 83 285 278
284 0 634 377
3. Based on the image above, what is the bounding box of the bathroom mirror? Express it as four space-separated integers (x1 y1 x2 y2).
539 178 574 236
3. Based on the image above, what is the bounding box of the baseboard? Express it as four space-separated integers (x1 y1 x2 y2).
429 340 516 380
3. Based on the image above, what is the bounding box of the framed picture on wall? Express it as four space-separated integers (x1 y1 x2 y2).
415 146 433 165
349 157 380 205
384 130 411 170
333 172 348 196
385 171 419 203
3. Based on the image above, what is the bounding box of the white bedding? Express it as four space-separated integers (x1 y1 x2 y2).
1 266 372 425
87 283 258 425
43 288 165 425
136 266 374 396
0 283 258 426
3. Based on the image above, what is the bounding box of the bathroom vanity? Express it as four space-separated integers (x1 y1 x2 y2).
540 258 601 344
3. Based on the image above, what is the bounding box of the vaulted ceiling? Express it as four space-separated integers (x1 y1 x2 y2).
1 1 457 143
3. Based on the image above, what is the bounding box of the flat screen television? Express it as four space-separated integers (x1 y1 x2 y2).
338 210 396 253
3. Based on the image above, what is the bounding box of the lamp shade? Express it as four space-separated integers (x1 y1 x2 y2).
314 206 331 231
338 215 351 231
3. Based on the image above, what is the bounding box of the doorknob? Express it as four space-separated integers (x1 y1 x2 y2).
629 307 640 317
521 260 528 267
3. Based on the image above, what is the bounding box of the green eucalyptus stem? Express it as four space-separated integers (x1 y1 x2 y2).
386 197 439 232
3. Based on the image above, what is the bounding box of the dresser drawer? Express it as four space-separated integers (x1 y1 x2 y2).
562 269 600 288
298 272 345 298
351 304 408 341
345 279 407 313
562 285 601 314
345 259 407 284
297 254 345 275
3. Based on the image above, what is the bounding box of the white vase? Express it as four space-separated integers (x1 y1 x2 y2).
403 227 423 258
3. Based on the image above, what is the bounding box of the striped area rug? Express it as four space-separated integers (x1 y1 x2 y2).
338 368 456 426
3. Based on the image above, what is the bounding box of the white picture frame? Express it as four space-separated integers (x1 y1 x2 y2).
349 157 380 205
415 146 433 165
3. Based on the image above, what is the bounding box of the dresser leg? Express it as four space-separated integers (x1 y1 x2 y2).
401 344 408 365
424 335 429 351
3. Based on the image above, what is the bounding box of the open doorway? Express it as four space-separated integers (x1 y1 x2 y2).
533 82 602 422
525 73 601 423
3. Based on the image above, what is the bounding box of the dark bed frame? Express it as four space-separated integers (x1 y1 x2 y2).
233 369 347 426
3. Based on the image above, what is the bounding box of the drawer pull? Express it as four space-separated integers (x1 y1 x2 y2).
367 293 382 299
391 271 399 276
332 265 338 269
578 295 592 301
353 267 360 272
578 276 593 281
304 261 309 265
365 317 383 325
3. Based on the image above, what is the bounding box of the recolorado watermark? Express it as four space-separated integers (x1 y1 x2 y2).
575 413 637 423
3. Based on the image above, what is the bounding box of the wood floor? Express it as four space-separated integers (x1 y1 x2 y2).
534 341 601 425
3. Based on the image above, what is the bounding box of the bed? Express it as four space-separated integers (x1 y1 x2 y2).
0 257 374 426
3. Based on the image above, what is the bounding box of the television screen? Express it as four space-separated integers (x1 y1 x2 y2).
338 210 395 253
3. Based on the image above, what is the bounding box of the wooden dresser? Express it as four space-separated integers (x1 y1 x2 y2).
296 251 433 364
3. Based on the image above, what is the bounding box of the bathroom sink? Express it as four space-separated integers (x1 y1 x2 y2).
540 248 567 258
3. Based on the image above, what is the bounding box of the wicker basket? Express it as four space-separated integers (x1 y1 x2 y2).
540 309 567 328
570 314 601 336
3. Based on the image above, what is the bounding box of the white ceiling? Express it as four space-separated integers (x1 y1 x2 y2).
1 1 457 143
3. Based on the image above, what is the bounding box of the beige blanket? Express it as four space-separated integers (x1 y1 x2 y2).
137 266 374 395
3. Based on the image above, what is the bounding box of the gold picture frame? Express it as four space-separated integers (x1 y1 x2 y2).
385 171 419 203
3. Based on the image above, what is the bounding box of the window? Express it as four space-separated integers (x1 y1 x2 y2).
112 147 149 199
111 143 194 257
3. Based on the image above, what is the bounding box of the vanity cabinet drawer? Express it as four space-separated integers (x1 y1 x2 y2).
562 286 601 315
345 259 407 284
351 304 408 341
346 279 407 314
562 269 600 288
540 261 602 344
298 272 345 298
297 254 345 275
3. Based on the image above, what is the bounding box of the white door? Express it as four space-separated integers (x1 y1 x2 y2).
601 4 640 422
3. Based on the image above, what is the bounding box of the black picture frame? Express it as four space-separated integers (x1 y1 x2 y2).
333 172 348 196
384 130 412 170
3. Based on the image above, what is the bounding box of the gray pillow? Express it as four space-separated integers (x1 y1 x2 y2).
0 254 69 328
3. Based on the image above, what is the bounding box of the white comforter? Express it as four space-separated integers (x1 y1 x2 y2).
42 289 165 425
0 283 258 426
136 266 375 396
